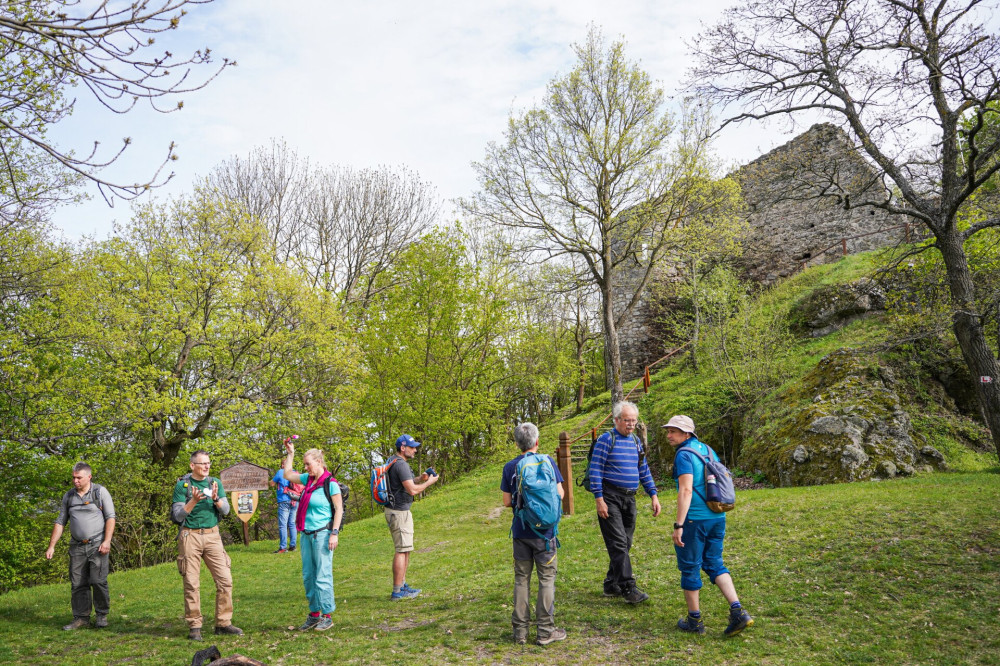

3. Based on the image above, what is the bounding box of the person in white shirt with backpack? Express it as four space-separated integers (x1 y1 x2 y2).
665 415 754 637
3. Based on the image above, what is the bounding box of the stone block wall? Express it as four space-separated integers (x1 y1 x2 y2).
613 123 917 381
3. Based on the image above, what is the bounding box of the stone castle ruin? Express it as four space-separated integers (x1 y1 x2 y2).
616 123 914 380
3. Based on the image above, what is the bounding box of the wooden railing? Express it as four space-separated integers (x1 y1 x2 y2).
798 222 920 272
554 342 689 515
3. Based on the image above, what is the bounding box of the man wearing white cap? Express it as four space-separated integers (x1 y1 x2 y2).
664 415 753 637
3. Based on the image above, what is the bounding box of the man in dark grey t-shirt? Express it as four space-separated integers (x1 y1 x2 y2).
384 434 438 600
45 462 116 630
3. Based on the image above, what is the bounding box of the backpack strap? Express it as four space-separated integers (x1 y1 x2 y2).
322 477 339 532
676 445 713 503
89 483 105 512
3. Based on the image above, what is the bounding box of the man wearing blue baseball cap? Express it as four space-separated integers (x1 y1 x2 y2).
384 434 439 600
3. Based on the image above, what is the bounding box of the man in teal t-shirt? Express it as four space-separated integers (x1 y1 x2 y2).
170 450 243 641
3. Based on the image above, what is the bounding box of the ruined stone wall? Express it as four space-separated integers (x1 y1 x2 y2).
736 123 912 282
613 123 915 381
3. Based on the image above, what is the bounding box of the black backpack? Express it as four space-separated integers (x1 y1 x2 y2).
302 474 349 535
577 429 645 492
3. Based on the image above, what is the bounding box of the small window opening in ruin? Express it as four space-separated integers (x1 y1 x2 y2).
870 210 875 215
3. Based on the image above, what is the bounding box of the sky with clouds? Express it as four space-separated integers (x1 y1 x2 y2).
49 0 821 239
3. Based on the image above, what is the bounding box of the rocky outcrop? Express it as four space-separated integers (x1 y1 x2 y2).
790 279 886 337
741 349 947 486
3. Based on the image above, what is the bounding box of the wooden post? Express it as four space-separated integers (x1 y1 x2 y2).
637 422 650 472
841 238 848 256
643 366 651 392
557 432 574 515
242 522 250 547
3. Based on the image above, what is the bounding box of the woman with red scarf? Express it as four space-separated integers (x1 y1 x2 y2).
282 440 343 631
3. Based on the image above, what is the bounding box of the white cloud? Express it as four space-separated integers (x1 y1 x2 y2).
48 0 804 238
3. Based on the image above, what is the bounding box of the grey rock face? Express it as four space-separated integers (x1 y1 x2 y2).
749 349 946 486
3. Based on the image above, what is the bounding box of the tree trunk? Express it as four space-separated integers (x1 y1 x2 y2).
601 284 625 404
689 258 700 373
939 232 1000 463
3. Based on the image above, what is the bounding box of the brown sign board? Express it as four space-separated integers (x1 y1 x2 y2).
219 462 271 493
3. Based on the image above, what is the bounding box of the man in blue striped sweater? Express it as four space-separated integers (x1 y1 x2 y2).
588 401 661 604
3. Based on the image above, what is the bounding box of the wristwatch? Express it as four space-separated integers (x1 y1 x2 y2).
331 529 340 535
673 522 684 530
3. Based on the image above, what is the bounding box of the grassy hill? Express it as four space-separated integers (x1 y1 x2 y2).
2 457 998 664
4 252 1000 665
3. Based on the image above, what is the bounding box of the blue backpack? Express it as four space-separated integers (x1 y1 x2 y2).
677 445 736 512
514 452 562 549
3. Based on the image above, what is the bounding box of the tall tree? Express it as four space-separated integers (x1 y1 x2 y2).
467 28 741 403
0 0 232 208
207 142 437 306
691 0 1000 461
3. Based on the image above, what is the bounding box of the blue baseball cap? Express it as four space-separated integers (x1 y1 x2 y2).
395 434 421 450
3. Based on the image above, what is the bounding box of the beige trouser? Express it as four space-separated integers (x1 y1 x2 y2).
177 526 234 629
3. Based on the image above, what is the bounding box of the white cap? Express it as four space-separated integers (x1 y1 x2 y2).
663 415 696 436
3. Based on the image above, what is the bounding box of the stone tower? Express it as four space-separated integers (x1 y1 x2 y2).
614 123 913 381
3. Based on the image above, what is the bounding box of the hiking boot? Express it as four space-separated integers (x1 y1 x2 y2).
724 608 754 636
62 618 89 631
401 582 422 595
288 546 296 552
299 615 321 630
188 628 203 641
537 627 567 646
677 614 706 634
391 587 420 600
273 548 287 554
622 586 650 604
94 615 108 628
214 624 244 636
314 616 333 631
603 582 622 597
513 633 527 645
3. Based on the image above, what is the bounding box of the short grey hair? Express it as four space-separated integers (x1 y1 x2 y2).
72 462 92 475
513 423 539 452
612 401 639 419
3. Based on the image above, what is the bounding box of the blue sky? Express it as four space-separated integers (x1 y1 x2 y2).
48 0 813 239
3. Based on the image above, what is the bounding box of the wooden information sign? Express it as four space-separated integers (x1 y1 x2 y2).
219 462 271 546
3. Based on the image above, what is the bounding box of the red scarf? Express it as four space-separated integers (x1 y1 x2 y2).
295 470 332 532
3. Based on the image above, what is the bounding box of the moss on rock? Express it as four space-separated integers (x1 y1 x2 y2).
741 349 946 487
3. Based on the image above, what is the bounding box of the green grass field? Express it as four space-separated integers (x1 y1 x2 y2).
1 461 998 665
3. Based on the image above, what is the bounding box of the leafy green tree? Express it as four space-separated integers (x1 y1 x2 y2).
360 228 510 476
467 28 743 403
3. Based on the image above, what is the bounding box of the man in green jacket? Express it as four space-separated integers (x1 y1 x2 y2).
171 450 243 641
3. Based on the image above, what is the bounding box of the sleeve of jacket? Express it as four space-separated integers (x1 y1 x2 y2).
214 478 230 516
99 486 117 520
170 480 190 525
638 453 657 497
588 433 612 498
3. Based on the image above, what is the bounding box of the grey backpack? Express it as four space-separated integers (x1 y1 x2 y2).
677 446 736 512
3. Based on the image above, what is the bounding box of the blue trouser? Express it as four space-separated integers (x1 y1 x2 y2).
277 502 296 550
300 529 335 614
674 516 730 591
